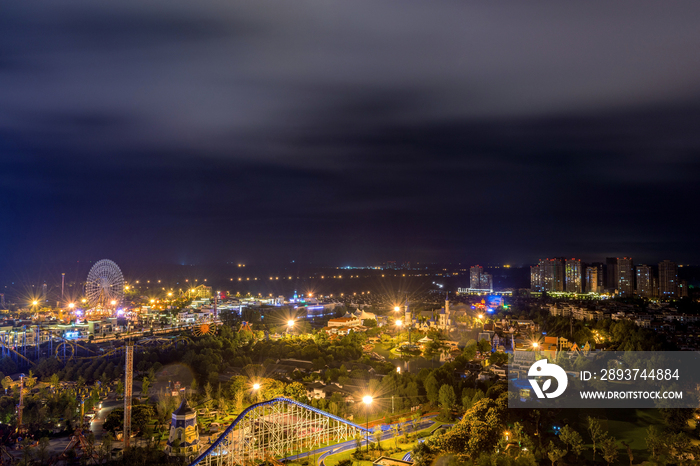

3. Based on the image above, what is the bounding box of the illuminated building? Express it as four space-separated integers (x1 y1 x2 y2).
530 265 543 292
617 257 634 296
544 258 564 292
678 279 689 298
531 258 563 292
585 266 598 293
565 258 582 293
659 260 678 298
635 265 653 298
469 265 493 292
165 399 200 458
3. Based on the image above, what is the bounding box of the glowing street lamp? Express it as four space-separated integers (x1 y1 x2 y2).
532 342 539 349
394 306 400 312
68 303 75 309
395 320 402 327
32 301 38 306
362 395 373 452
110 300 116 306
252 383 260 391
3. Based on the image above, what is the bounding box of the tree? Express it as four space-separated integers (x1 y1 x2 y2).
488 352 508 366
103 405 155 435
283 381 307 402
660 408 694 432
391 423 401 449
34 437 50 464
141 376 151 397
645 425 665 461
438 385 456 412
586 416 605 460
116 380 124 398
667 432 695 464
600 436 619 465
547 442 566 466
462 341 477 360
476 339 491 353
24 371 37 390
373 428 382 450
559 425 583 458
49 373 60 392
229 376 247 411
20 438 34 466
424 374 440 405
1 376 12 394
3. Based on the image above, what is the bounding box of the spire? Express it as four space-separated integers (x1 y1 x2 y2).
173 398 195 416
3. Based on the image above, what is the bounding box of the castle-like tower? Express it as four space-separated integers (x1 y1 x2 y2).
165 399 200 458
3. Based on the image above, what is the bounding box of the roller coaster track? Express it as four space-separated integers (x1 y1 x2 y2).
55 335 194 362
0 341 36 366
189 397 369 466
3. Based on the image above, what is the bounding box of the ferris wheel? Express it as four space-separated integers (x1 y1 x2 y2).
85 259 125 309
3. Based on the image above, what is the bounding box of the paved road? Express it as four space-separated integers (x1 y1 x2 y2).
90 395 121 440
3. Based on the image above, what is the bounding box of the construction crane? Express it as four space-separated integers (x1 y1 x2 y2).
123 341 134 449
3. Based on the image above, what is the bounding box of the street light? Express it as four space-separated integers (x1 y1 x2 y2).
394 306 400 312
362 395 373 452
252 383 260 390
532 342 539 349
32 301 38 306
68 303 75 309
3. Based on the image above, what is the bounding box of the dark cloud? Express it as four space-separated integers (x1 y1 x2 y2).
1 1 700 271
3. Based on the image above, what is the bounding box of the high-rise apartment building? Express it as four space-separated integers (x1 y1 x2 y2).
531 265 543 292
470 265 482 289
469 265 493 292
531 258 564 292
678 280 689 298
585 266 598 293
658 260 678 298
617 257 634 296
565 258 582 293
636 265 653 298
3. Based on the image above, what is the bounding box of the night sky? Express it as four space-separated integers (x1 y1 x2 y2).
2 1 700 272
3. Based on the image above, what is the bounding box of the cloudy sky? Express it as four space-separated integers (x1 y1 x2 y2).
2 1 700 270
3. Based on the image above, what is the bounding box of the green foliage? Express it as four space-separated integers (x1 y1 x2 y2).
660 407 694 432
438 384 456 412
103 405 155 435
547 442 566 466
586 416 605 460
600 436 618 465
424 374 440 405
488 352 508 366
559 425 583 457
645 425 664 460
476 339 491 353
433 393 509 460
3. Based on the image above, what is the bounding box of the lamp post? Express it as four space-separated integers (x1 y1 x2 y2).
287 320 295 336
252 382 261 403
362 395 372 453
